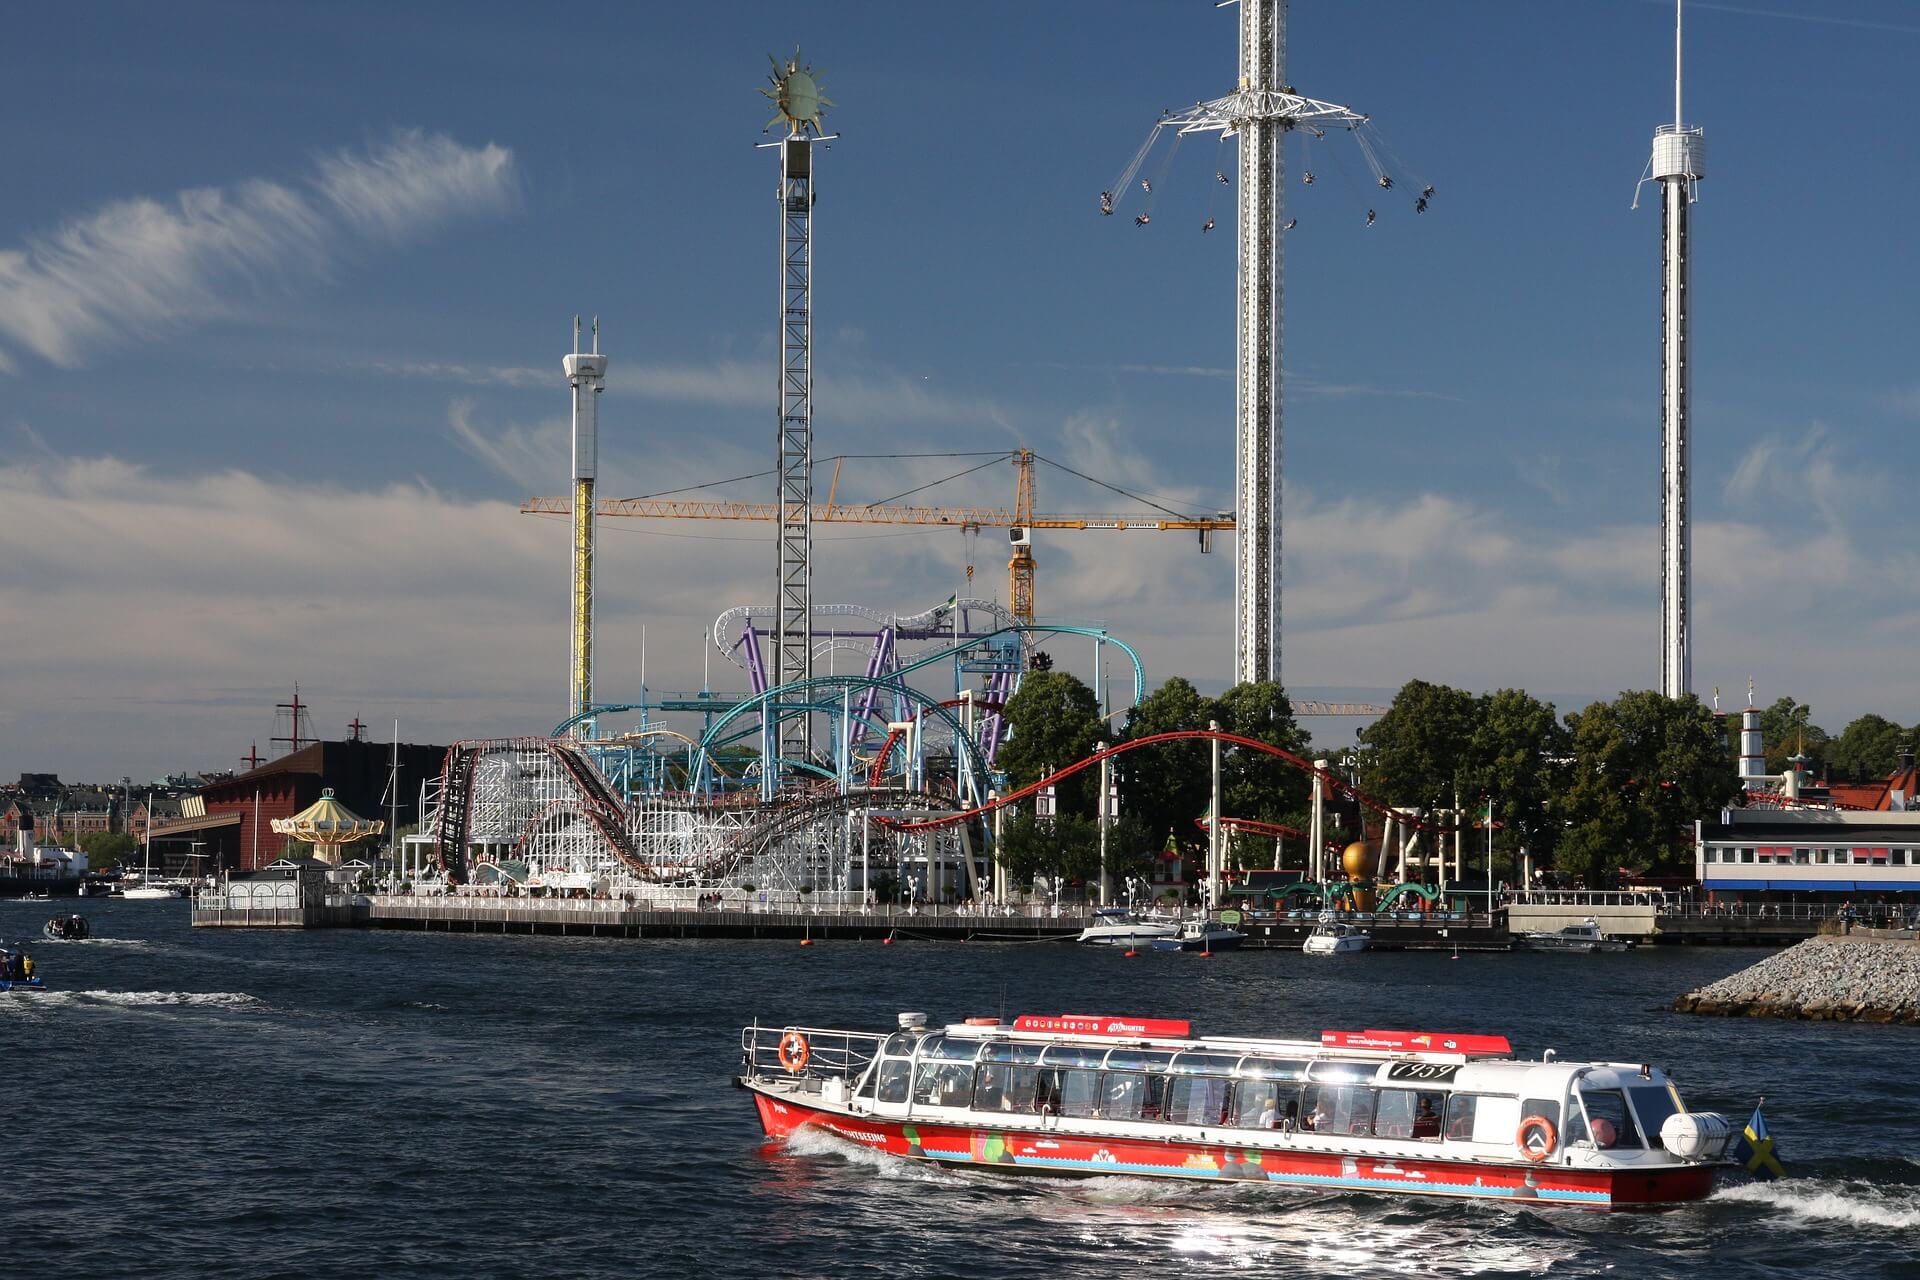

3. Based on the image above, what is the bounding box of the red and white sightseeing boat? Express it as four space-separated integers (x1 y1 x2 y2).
740 1012 1739 1209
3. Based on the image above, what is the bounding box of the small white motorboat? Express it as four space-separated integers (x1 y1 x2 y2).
1515 917 1632 953
1076 907 1180 947
1303 913 1371 955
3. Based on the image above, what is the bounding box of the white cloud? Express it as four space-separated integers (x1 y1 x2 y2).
5 446 1916 780
0 131 517 369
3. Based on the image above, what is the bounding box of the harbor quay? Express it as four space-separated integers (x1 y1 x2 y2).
187 888 1851 948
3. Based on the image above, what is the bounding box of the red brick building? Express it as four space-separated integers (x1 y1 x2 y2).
151 739 448 872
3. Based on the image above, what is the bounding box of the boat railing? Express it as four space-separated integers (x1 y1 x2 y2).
741 1023 886 1083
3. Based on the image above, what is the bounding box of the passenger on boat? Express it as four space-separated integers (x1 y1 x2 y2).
1306 1096 1335 1132
1282 1099 1300 1131
1412 1097 1442 1139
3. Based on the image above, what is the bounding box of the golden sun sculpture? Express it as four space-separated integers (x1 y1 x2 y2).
760 49 832 135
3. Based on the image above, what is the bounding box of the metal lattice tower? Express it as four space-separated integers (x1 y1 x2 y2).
759 51 833 766
563 317 607 740
1158 1 1367 686
775 132 815 760
1646 1 1703 700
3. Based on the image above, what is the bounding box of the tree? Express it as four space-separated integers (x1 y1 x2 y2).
1214 681 1312 857
1358 680 1480 812
1830 714 1909 783
1553 691 1739 884
1120 677 1215 859
78 830 137 869
1462 689 1569 866
1757 696 1829 776
998 671 1103 815
997 810 1101 889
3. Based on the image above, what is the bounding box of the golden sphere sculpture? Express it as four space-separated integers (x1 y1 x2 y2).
1340 841 1376 882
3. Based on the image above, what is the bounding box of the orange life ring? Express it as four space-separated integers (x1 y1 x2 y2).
777 1031 811 1073
1516 1114 1556 1162
964 1017 998 1026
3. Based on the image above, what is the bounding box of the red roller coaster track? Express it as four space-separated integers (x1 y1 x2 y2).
876 730 1461 835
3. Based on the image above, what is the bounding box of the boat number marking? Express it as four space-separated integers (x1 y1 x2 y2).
1386 1062 1460 1083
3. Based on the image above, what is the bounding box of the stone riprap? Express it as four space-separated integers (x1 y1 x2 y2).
1674 935 1920 1025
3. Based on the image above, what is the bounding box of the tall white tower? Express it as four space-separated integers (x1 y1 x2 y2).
1649 1 1704 699
564 317 607 740
1157 1 1367 687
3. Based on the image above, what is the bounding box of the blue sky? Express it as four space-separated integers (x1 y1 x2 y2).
3 1 1917 780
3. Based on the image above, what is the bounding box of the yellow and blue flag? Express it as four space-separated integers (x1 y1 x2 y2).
1732 1103 1785 1180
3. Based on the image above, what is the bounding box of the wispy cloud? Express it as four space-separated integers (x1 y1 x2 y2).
0 130 517 370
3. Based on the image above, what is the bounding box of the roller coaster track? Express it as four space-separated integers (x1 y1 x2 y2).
705 785 962 885
434 738 645 885
877 730 1462 836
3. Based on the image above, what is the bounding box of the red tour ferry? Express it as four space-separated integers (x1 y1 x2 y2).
739 1012 1739 1209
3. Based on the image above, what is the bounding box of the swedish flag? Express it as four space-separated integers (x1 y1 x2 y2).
1732 1103 1785 1181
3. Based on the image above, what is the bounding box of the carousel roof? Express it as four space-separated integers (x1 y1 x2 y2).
270 788 384 844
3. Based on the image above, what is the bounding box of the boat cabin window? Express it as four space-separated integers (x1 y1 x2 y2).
1300 1083 1373 1135
1570 1088 1644 1151
982 1065 1045 1113
883 1033 917 1057
1238 1057 1309 1082
982 1041 1044 1066
1307 1059 1375 1084
918 1034 983 1062
1231 1079 1285 1129
1165 1075 1231 1126
1058 1069 1101 1118
1628 1083 1684 1150
912 1061 976 1108
1040 1044 1111 1070
1447 1093 1521 1144
1374 1088 1447 1140
1166 1052 1241 1076
1097 1071 1162 1121
1521 1098 1562 1150
876 1059 911 1105
1103 1049 1176 1074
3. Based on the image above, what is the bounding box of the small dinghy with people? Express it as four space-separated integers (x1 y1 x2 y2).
43 913 91 941
740 1013 1742 1208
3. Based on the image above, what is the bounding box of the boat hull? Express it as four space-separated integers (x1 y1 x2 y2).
745 1084 1716 1209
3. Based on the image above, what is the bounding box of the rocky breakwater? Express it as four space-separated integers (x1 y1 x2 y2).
1675 934 1920 1025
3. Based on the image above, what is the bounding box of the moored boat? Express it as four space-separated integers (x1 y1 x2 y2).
1303 913 1370 955
1516 917 1632 953
1149 918 1248 952
1075 907 1180 947
739 1013 1739 1209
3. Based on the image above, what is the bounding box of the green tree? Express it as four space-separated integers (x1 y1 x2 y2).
1553 691 1739 884
1120 677 1215 859
1214 681 1312 866
1829 714 1909 783
998 671 1103 815
997 810 1101 889
1758 696 1829 775
78 830 138 870
1462 688 1569 866
1358 680 1480 811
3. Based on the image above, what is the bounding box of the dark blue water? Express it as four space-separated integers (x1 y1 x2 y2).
3 901 1915 1279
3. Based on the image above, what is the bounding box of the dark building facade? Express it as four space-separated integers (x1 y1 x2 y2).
152 740 448 872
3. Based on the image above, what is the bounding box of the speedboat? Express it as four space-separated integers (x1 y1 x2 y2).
1076 907 1179 947
1516 918 1632 953
1149 918 1248 952
1303 913 1370 955
43 913 90 941
739 1013 1740 1208
1 944 44 992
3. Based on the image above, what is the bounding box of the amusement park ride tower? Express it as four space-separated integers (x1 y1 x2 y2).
1639 1 1704 700
761 52 834 761
564 317 607 740
1155 1 1367 686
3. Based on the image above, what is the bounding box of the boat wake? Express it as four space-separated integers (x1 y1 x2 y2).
1 989 261 1011
781 1125 953 1183
1712 1177 1920 1231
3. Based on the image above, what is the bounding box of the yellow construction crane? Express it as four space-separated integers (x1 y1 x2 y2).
522 449 1233 625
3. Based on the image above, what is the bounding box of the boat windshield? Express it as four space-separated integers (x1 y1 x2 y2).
1569 1087 1645 1151
1629 1082 1685 1149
